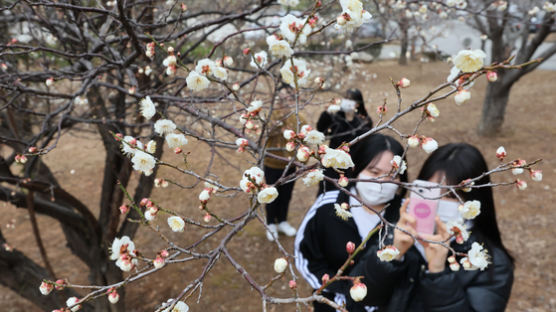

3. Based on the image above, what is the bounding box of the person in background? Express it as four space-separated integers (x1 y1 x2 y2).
295 134 407 311
317 88 374 194
346 143 514 312
263 106 306 241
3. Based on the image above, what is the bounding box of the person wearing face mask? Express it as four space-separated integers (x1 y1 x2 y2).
294 134 408 312
345 143 514 312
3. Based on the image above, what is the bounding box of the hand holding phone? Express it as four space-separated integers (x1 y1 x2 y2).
408 180 441 235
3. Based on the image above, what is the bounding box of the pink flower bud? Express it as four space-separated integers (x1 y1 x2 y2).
160 249 169 258
530 169 542 182
107 288 119 304
285 141 296 152
39 281 53 295
119 205 129 214
407 135 420 148
54 279 66 290
486 71 498 82
115 133 123 141
242 47 251 55
45 77 54 87
495 146 506 161
283 129 296 140
398 77 411 88
350 282 367 302
338 175 349 187
516 179 527 191
321 273 330 284
346 241 356 254
28 146 38 153
288 280 297 289
140 198 149 206
153 255 165 269
174 147 182 154
203 212 212 223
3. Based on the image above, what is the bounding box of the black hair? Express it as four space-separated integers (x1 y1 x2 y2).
417 143 514 265
318 134 408 197
346 88 369 118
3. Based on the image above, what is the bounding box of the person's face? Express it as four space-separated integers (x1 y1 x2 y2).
429 171 457 201
358 151 400 182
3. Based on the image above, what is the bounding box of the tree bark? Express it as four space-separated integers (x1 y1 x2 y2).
398 18 409 65
478 79 512 136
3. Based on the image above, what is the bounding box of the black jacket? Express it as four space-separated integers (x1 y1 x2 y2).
347 233 514 312
316 111 372 149
294 190 402 311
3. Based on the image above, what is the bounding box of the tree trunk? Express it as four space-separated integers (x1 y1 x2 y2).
478 80 511 136
398 19 409 65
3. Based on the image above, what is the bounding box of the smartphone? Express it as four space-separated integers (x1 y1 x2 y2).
408 180 441 235
436 200 460 223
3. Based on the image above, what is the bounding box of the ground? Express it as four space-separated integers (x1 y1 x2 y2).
1 60 555 311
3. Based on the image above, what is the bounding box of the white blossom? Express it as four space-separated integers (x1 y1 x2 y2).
167 216 185 232
390 155 407 175
121 136 144 156
165 133 188 149
334 203 352 220
243 166 265 185
274 257 288 273
350 282 367 302
278 0 299 7
302 169 324 187
426 103 440 118
110 236 136 259
280 58 310 88
161 300 190 312
247 100 263 113
453 49 486 73
257 187 279 204
459 200 481 220
266 35 294 58
321 147 355 169
467 242 490 271
454 90 471 105
66 297 81 312
140 96 156 120
279 14 311 44
421 137 438 154
250 51 268 69
303 130 325 145
376 245 400 262
146 140 157 153
39 281 53 295
154 119 177 136
131 150 156 176
186 71 210 91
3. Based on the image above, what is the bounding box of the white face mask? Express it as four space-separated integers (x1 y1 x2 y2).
356 173 399 206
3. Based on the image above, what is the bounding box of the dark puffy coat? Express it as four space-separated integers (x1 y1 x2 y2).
295 190 402 311
316 111 372 149
347 232 514 312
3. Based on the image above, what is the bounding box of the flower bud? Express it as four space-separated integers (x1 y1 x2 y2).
338 175 349 187
119 204 129 214
350 282 367 302
321 273 330 284
140 198 149 206
153 255 165 269
232 83 240 91
346 241 356 254
160 249 170 258
407 135 420 148
242 47 251 55
54 279 66 290
516 179 527 191
496 146 506 161
486 71 498 82
283 129 296 140
288 280 297 289
530 169 542 182
274 257 288 273
336 15 347 26
421 137 438 154
174 147 182 154
203 212 212 223
39 281 53 295
398 77 411 88
107 289 119 304
449 262 461 271
28 146 38 153
285 141 296 152
45 77 54 87
454 89 471 105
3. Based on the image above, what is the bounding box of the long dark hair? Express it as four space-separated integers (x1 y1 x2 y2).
346 88 369 118
417 143 513 264
318 134 408 197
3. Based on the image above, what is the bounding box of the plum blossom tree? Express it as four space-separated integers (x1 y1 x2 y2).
0 0 543 311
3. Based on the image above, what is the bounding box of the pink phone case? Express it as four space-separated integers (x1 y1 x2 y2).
409 198 438 235
408 180 441 235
